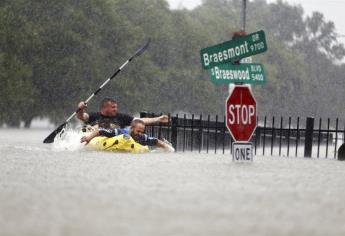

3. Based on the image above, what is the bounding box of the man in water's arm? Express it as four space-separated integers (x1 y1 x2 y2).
80 126 129 144
134 133 174 152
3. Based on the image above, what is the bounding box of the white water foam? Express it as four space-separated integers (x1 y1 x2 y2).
52 127 85 152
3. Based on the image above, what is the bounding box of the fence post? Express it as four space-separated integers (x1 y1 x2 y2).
339 143 345 161
171 116 178 151
198 115 203 153
304 117 314 158
140 111 148 118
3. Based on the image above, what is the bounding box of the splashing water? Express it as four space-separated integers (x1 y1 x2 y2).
52 126 85 151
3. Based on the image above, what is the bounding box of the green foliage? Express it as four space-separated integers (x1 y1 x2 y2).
0 0 344 127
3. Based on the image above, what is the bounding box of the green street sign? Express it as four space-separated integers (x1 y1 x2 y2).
209 63 266 85
200 30 267 70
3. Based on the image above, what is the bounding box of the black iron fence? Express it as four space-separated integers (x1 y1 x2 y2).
140 112 345 159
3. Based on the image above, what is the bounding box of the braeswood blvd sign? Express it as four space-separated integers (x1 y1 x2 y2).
209 63 265 85
200 30 267 70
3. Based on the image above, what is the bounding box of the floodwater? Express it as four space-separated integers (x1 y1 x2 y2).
1 128 345 236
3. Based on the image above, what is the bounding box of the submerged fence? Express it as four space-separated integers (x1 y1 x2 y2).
140 112 345 159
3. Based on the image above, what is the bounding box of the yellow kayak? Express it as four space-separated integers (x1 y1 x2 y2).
87 134 149 153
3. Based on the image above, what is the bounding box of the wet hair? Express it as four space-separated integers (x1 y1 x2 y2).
99 97 117 109
130 119 145 128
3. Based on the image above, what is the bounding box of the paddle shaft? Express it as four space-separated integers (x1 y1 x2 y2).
65 60 129 123
43 40 150 143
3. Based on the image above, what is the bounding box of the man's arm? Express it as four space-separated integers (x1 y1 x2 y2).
80 129 100 144
156 139 175 152
137 134 175 152
80 127 124 144
141 115 169 125
77 101 90 122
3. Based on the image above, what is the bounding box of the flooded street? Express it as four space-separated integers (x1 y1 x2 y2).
2 0 345 235
0 129 345 236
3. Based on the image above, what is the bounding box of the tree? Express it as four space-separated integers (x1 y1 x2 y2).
1 0 344 127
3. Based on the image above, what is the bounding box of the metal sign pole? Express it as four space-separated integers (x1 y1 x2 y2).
230 0 247 93
241 0 247 32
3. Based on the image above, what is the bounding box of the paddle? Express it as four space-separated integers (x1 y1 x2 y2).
43 39 151 143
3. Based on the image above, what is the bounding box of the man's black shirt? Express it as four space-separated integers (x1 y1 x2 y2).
87 112 133 128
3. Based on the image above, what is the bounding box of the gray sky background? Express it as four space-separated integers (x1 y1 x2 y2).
168 0 345 45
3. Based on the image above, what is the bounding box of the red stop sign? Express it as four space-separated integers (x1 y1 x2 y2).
226 85 257 141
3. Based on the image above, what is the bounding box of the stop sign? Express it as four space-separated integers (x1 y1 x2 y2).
226 85 257 141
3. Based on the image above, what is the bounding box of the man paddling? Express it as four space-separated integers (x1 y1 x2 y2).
77 97 169 128
81 119 174 152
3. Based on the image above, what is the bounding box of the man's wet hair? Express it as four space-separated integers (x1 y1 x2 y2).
100 97 117 109
130 119 145 128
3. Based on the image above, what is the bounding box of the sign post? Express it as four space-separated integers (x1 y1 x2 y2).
199 0 267 162
241 0 247 32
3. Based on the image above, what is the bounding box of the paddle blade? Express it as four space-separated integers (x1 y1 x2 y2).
43 122 67 143
134 39 151 57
